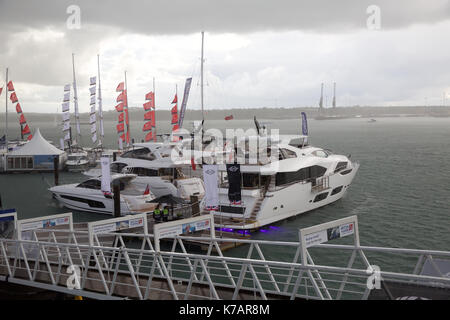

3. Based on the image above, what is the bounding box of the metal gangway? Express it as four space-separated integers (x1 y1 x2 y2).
0 211 449 300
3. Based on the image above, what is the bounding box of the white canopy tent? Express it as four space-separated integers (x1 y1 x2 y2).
6 128 66 171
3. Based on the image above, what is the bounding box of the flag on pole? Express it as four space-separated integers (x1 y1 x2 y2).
116 82 124 92
7 81 14 92
10 92 18 103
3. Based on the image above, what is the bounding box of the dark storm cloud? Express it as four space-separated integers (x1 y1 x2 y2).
1 0 449 35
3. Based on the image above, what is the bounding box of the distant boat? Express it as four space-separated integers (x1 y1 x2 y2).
368 118 376 123
224 115 233 121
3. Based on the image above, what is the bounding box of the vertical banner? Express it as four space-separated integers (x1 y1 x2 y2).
203 164 219 210
178 77 192 128
301 112 308 136
100 157 111 194
226 164 242 204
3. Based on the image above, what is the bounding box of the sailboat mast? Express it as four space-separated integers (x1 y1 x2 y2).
124 71 130 147
72 53 81 143
153 77 156 141
333 82 336 108
97 54 104 145
200 31 205 122
4 68 8 151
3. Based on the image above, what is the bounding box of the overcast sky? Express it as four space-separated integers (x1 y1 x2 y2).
1 0 450 113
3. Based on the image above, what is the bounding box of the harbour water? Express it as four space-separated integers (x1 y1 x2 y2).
1 116 449 273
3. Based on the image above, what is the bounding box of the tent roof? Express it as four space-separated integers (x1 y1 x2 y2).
9 128 65 156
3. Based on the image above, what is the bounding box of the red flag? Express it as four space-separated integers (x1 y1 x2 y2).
191 157 196 171
120 133 126 141
171 104 178 114
145 91 154 101
118 112 124 122
172 124 179 132
0 87 3 96
126 130 130 144
143 121 152 131
10 92 18 103
16 103 22 113
115 103 124 112
7 81 14 92
171 113 178 125
27 134 33 141
22 124 30 135
145 131 153 142
19 114 26 124
143 184 150 195
225 115 233 120
171 94 177 104
143 101 153 111
124 109 129 124
116 91 124 102
116 82 124 92
144 110 154 120
117 123 125 133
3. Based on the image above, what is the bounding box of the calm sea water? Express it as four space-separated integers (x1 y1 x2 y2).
1 116 449 272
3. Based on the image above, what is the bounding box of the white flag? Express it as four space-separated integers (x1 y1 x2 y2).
90 123 97 134
118 138 123 150
62 102 70 112
89 113 96 124
63 92 70 102
89 86 96 96
64 131 71 141
203 164 219 209
91 132 97 143
62 121 71 131
90 76 96 86
59 138 65 150
64 84 71 92
61 111 70 122
90 96 96 105
100 157 111 193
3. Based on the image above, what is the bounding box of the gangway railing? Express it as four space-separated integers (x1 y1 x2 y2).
0 215 449 300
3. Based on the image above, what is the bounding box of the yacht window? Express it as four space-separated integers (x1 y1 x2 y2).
275 165 327 186
121 148 156 161
159 168 173 177
312 150 328 158
111 162 128 173
128 167 158 176
77 179 101 190
243 173 259 189
334 162 348 173
27 157 33 169
280 148 297 159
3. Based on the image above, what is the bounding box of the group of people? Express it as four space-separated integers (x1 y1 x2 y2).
152 204 183 222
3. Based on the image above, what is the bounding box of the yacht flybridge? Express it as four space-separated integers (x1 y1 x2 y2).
209 134 359 230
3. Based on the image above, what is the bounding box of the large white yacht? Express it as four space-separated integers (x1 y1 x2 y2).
49 174 157 215
208 134 359 230
83 142 206 200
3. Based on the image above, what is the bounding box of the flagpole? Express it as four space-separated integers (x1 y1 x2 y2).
72 53 81 144
97 54 104 147
124 70 129 147
4 68 8 152
153 77 156 141
200 31 205 123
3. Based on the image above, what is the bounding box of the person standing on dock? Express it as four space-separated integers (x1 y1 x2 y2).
153 205 161 222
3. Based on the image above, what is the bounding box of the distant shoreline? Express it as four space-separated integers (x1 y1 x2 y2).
1 106 449 122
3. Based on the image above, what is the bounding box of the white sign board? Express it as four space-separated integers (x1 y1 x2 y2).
87 213 147 245
16 213 73 240
299 215 359 264
153 214 215 251
0 209 17 239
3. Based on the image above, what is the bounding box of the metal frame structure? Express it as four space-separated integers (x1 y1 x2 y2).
0 215 449 300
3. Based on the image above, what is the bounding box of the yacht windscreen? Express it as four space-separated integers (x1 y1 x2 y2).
121 148 156 161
